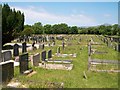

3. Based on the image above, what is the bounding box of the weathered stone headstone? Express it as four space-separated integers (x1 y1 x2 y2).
32 53 40 66
114 43 120 52
88 43 91 56
13 44 19 56
22 42 27 53
62 41 65 50
53 42 55 46
39 44 44 50
19 53 29 74
2 51 12 62
57 47 60 54
0 60 14 83
41 51 46 61
48 50 52 59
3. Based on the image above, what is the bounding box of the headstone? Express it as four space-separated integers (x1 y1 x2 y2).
39 44 44 49
48 50 52 59
32 42 35 50
118 44 120 52
19 53 29 74
22 42 27 53
41 51 46 61
48 42 50 47
0 60 14 83
2 51 12 62
57 47 60 54
41 44 44 50
13 44 19 56
115 44 120 52
88 43 91 56
62 41 65 50
32 53 40 66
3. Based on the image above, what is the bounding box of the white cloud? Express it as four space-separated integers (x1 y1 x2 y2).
104 14 111 17
11 6 97 26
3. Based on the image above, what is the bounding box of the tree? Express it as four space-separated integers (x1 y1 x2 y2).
44 24 52 34
2 4 24 45
32 22 43 34
69 26 78 34
21 28 34 36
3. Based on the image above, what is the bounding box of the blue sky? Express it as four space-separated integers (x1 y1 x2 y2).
2 2 118 27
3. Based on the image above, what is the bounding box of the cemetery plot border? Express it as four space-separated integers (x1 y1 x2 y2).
88 56 120 72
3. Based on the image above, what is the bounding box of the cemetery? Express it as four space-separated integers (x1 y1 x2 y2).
1 2 120 89
0 34 119 88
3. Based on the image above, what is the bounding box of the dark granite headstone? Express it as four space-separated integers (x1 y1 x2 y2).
19 53 29 74
32 53 40 66
2 51 12 62
118 44 120 52
41 51 46 61
0 61 14 83
13 44 19 56
48 42 50 47
22 42 27 53
48 50 52 59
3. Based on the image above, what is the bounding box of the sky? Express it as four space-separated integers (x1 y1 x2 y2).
2 2 118 27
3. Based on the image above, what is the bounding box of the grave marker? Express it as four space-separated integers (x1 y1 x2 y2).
0 60 14 83
32 53 40 66
22 42 27 53
48 50 52 59
2 51 12 62
13 44 19 56
41 51 46 61
57 47 60 54
19 53 29 74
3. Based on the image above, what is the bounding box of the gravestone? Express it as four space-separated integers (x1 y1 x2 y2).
32 53 40 66
42 44 44 49
57 47 60 54
41 51 46 61
39 44 44 49
115 44 120 52
62 41 65 50
19 53 29 74
0 60 14 83
48 42 50 47
32 42 35 50
118 44 120 52
2 51 12 62
22 42 27 53
48 50 52 59
13 44 19 56
88 43 91 56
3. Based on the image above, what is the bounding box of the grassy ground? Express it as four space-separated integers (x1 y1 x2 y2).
8 35 119 88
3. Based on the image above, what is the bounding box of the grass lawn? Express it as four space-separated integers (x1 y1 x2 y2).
8 34 119 88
